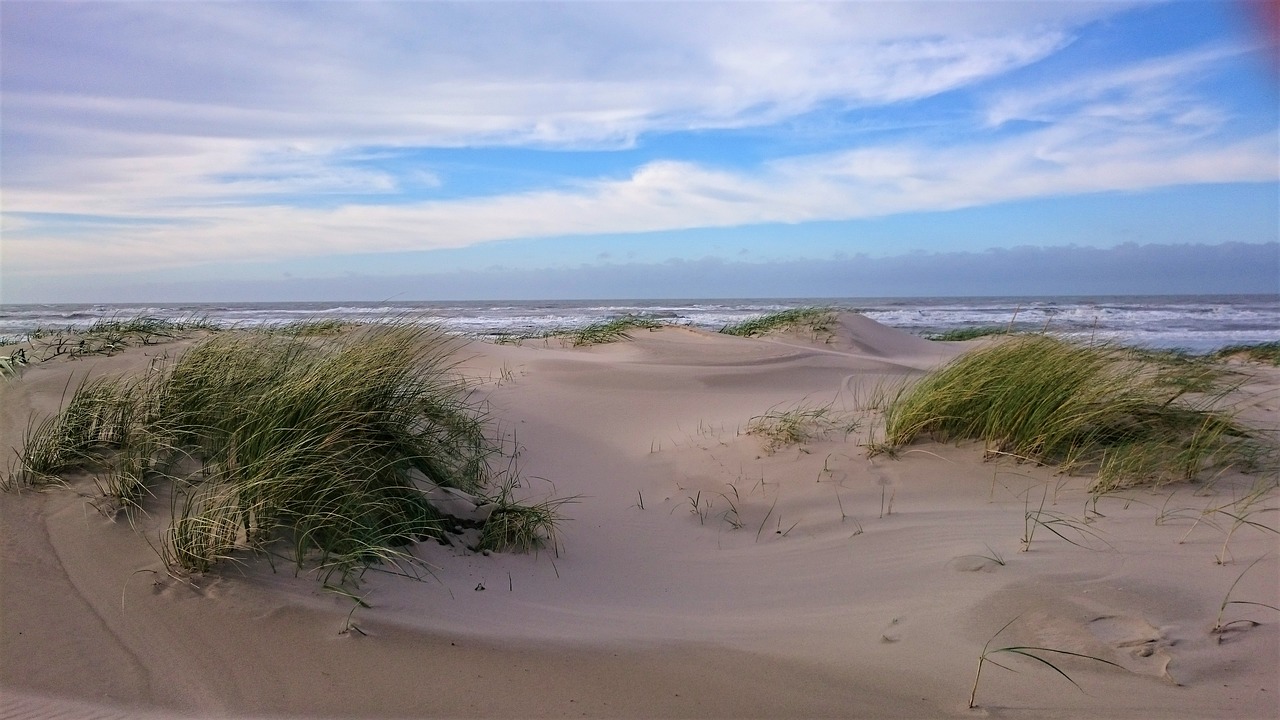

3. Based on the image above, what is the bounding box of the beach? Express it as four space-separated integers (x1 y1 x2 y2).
1 313 1277 719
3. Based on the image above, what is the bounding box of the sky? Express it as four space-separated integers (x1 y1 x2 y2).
1 1 1277 303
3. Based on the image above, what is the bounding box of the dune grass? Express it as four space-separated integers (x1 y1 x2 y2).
719 307 836 338
1214 341 1280 366
271 318 351 336
22 314 219 361
875 335 1269 493
746 402 860 454
83 315 217 336
924 326 1009 342
566 316 663 346
476 472 575 554
6 324 565 582
488 316 663 347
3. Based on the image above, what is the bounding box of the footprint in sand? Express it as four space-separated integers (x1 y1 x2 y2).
1088 615 1179 685
880 616 903 643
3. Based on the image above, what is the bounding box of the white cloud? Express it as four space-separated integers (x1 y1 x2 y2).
984 45 1248 131
3 3 1092 151
3 1 1275 281
5 121 1275 277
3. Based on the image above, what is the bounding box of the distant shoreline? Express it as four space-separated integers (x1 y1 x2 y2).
3 294 1276 354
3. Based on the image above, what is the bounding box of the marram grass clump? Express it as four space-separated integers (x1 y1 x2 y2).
567 316 663 346
876 335 1269 492
6 324 565 581
1214 341 1280 366
490 316 664 347
924 326 1009 342
719 307 836 338
22 314 219 361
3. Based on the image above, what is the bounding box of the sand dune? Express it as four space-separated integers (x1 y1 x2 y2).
2 313 1276 719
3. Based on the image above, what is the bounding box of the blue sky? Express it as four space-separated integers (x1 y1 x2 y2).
1 1 1277 303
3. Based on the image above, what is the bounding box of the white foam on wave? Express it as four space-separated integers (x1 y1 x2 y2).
1 296 1275 353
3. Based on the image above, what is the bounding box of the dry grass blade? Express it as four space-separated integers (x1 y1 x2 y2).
924 326 1009 341
1212 554 1280 635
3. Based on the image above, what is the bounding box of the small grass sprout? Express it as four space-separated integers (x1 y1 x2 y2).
1212 554 1280 639
969 615 1125 709
718 486 744 529
1021 487 1112 552
745 402 860 454
324 584 372 636
956 544 1007 567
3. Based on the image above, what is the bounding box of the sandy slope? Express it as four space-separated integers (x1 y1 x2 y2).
1 314 1277 719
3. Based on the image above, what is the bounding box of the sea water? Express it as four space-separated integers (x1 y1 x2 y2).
1 295 1275 354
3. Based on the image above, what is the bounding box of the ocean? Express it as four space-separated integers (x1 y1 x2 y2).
1 295 1276 354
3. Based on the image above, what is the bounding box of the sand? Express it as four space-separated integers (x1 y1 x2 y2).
1 314 1277 719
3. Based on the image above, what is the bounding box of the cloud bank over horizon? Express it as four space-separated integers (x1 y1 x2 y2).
1 1 1276 302
7 241 1276 305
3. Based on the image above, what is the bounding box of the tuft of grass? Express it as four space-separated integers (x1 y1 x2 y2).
956 544 1006 567
566 316 663 346
23 314 218 362
1205 480 1277 565
923 326 1008 341
1213 341 1280 366
271 319 351 337
86 315 202 336
1160 479 1278 564
745 402 860 454
9 373 167 489
6 323 568 583
476 473 575 554
876 335 1267 492
1212 554 1280 637
719 307 836 338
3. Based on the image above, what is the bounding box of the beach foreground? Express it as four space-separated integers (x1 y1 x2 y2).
2 314 1277 719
